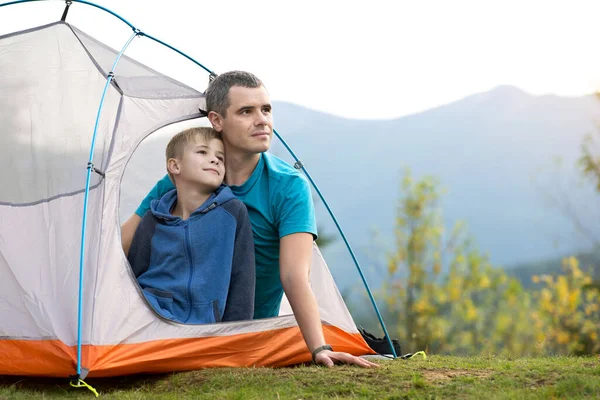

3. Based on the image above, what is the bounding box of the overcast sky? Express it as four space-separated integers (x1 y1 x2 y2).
1 0 599 119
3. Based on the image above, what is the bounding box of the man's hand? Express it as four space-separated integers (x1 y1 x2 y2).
314 350 380 368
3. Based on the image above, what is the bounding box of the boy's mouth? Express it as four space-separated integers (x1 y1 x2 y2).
203 168 220 175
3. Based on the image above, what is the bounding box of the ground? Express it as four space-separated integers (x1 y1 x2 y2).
1 355 599 399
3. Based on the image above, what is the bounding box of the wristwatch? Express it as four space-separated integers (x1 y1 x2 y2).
311 344 333 363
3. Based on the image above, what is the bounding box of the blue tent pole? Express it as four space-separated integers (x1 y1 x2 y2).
0 1 214 75
66 0 136 29
273 129 398 358
75 30 139 377
142 33 213 75
0 0 136 30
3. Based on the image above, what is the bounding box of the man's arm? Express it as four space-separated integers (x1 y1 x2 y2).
279 233 378 368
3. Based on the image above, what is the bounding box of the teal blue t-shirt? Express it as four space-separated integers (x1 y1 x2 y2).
135 152 318 319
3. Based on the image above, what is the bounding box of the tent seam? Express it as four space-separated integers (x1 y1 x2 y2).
122 93 204 101
101 97 124 173
0 21 62 41
69 25 203 99
0 182 103 207
67 23 123 96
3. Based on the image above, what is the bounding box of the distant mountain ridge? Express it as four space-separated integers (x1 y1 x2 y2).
122 86 600 291
506 250 600 289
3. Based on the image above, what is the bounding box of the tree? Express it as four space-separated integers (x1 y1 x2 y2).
579 130 600 192
380 165 600 356
383 169 443 351
532 257 600 355
382 169 537 355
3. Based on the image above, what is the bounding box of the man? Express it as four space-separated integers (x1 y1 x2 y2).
121 71 377 368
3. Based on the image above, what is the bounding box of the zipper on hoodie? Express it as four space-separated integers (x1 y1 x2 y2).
183 222 194 323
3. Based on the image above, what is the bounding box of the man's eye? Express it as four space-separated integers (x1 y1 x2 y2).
262 108 271 114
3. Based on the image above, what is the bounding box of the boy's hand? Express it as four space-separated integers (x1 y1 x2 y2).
314 350 379 368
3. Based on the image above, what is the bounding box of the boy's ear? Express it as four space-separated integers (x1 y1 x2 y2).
208 111 223 132
167 158 180 176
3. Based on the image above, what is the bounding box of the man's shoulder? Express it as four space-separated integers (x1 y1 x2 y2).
262 153 308 187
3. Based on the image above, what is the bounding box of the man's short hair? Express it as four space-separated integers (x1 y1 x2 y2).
205 71 264 117
165 127 221 181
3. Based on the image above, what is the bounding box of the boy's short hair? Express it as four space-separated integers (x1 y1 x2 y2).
165 127 222 181
205 71 264 117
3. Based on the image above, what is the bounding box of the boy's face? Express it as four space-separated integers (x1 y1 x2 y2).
212 85 273 155
173 137 225 190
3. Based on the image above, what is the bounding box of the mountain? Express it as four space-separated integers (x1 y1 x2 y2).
121 86 600 292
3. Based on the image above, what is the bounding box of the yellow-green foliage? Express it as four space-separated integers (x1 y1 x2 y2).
579 129 600 191
381 169 600 356
531 257 600 355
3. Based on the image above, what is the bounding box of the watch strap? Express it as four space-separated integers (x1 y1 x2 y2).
311 344 333 363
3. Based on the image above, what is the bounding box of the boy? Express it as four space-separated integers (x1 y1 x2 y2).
126 127 255 324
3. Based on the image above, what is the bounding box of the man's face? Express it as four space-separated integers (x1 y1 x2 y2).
218 85 273 155
175 137 225 190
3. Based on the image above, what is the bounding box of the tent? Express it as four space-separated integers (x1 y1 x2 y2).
0 1 393 379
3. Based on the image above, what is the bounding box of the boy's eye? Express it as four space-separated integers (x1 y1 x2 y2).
217 156 224 162
197 150 206 154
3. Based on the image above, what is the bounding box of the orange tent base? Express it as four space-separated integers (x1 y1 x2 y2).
0 325 374 377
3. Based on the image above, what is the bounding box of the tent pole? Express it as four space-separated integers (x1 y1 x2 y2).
142 32 213 75
76 30 140 378
273 129 398 358
0 0 135 29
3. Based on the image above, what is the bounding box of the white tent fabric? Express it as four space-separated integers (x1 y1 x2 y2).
0 21 371 377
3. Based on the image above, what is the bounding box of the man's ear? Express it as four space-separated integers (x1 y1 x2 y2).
208 111 223 132
167 158 180 177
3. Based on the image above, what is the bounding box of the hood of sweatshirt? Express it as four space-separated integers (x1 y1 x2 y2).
150 184 235 224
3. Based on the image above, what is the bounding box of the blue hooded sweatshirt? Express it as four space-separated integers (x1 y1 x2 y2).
127 185 255 324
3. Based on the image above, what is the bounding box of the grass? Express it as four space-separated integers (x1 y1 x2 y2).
1 355 599 399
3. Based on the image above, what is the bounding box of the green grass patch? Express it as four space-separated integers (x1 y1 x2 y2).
1 356 598 399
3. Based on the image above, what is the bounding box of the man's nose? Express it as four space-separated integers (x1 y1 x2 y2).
255 112 269 126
